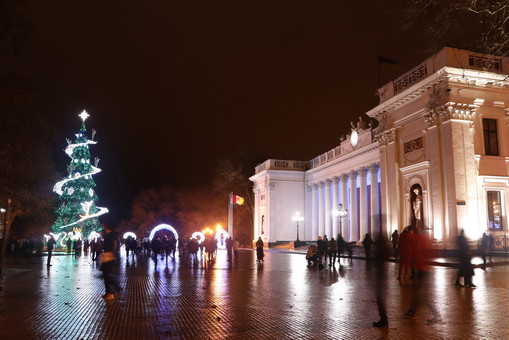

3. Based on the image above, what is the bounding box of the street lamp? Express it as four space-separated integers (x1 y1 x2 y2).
334 203 348 237
292 211 304 244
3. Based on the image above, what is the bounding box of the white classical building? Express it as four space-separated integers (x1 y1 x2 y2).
250 47 509 249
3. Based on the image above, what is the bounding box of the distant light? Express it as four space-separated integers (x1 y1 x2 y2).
79 110 89 121
123 232 137 240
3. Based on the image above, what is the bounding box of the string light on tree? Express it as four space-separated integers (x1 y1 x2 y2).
51 111 108 239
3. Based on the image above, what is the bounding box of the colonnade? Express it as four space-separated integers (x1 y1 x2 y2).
305 164 380 242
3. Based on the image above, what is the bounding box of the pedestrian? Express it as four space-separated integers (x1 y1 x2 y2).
336 234 346 266
391 229 399 257
188 238 199 265
100 225 121 301
455 229 476 288
488 233 495 262
372 232 389 328
323 235 329 265
233 238 240 261
151 236 162 263
397 226 414 280
362 233 373 260
328 237 337 267
226 236 233 261
480 232 489 270
256 237 264 264
74 238 82 257
404 228 439 321
316 236 326 269
83 238 89 255
66 238 72 254
46 236 56 267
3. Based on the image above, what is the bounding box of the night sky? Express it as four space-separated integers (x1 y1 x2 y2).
16 1 430 223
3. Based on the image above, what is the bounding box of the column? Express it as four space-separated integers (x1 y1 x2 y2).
305 185 313 241
311 184 318 240
349 171 359 241
332 177 339 238
318 181 325 237
359 167 369 238
370 164 380 234
324 179 332 239
340 174 349 240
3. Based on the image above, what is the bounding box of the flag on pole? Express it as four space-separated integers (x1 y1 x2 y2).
230 194 244 205
378 55 399 69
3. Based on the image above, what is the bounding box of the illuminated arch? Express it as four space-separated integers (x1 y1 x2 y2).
215 230 229 249
123 231 137 240
191 231 205 244
149 224 179 242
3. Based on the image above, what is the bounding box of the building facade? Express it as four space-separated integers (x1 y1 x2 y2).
250 47 509 249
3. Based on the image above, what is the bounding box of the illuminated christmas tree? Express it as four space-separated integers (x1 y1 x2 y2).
51 111 108 241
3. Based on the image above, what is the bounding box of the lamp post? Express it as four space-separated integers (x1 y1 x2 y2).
292 211 304 245
335 203 348 238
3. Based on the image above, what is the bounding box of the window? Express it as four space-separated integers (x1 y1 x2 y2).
487 191 503 231
483 118 499 156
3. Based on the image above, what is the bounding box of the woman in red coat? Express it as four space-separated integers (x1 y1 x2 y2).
397 226 414 280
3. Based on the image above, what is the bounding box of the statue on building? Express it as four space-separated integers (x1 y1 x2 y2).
412 188 423 229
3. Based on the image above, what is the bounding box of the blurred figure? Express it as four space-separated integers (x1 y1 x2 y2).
372 232 389 328
362 233 373 260
226 237 233 261
336 234 347 266
188 238 199 265
256 237 264 264
328 237 337 267
101 225 121 301
316 236 326 270
455 229 476 288
480 232 489 270
46 236 56 267
404 228 439 322
391 229 399 258
397 226 414 280
233 238 240 261
306 244 318 267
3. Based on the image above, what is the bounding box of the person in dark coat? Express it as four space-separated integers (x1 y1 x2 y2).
362 233 373 260
256 237 264 264
391 229 399 257
455 229 476 288
336 234 347 266
46 236 56 267
101 225 121 300
316 236 326 270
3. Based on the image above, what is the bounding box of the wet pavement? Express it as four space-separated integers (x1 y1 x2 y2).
1 249 508 339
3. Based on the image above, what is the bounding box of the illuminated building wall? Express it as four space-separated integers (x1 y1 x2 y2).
251 47 509 249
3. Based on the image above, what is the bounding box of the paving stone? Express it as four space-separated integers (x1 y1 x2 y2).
0 250 507 339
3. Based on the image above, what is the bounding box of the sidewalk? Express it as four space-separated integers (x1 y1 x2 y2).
1 249 508 339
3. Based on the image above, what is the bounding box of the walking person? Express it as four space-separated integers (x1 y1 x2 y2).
256 237 264 264
372 232 389 328
328 237 337 267
455 229 476 288
322 235 329 266
233 238 240 261
336 234 346 266
316 236 326 270
46 236 56 267
225 237 233 261
391 229 399 258
480 232 489 270
362 233 373 260
100 225 121 301
397 226 414 280
404 228 439 321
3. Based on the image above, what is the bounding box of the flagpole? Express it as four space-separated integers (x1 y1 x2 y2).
228 192 233 236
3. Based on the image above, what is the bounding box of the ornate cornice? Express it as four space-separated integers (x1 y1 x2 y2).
423 101 477 127
378 128 398 146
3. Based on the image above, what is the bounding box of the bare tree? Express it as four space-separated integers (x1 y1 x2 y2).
405 0 509 56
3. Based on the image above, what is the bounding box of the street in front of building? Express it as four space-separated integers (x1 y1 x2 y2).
1 249 508 339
